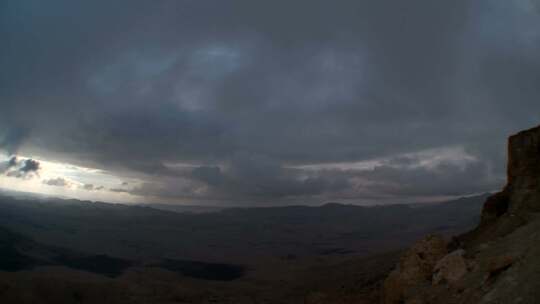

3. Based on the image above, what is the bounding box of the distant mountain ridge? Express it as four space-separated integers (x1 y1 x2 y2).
0 191 488 265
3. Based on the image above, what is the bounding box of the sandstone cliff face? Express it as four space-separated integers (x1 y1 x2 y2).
482 125 540 222
382 125 540 304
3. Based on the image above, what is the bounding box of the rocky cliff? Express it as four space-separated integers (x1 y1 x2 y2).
482 125 540 222
471 125 540 244
382 125 540 304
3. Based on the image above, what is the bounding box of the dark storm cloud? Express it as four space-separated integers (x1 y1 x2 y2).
0 156 17 173
1 0 540 204
129 151 496 205
7 156 17 167
191 166 224 186
2 157 41 179
0 128 28 156
19 159 40 173
188 153 351 199
361 160 500 197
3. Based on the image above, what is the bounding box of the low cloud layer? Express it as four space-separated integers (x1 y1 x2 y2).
43 177 69 187
124 147 501 205
42 178 107 192
1 0 539 204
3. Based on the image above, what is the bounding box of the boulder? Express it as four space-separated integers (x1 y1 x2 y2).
398 234 448 284
382 235 447 304
432 249 468 285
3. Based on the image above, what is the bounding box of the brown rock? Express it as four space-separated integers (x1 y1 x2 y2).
398 234 448 284
480 190 510 223
507 125 540 190
481 125 540 224
382 235 447 304
405 298 426 304
487 255 514 276
304 291 328 304
432 249 468 286
380 125 540 304
382 270 404 304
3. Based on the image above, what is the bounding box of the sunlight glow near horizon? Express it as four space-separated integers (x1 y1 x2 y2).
0 154 140 203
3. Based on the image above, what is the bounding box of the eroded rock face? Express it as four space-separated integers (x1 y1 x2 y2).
382 235 447 304
507 125 540 188
432 249 468 286
399 235 447 284
486 255 514 278
480 190 510 223
481 125 540 222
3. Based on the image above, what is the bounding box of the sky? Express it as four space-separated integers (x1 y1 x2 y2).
1 0 540 206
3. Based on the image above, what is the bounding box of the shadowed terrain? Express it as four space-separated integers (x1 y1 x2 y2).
0 193 486 303
0 193 486 264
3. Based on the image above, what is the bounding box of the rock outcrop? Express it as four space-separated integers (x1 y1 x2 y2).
481 125 540 223
432 249 468 286
485 255 514 280
381 125 540 304
382 235 447 304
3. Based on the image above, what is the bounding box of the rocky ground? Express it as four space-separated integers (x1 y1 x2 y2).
0 250 400 304
381 125 540 304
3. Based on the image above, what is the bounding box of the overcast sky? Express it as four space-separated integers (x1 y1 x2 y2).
1 0 540 206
